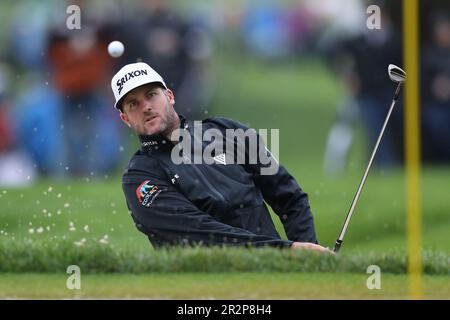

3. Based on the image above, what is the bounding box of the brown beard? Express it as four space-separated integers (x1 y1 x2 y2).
161 102 179 140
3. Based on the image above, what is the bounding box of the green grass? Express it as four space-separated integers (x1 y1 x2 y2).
1 168 449 258
0 242 449 275
1 273 449 299
0 177 149 251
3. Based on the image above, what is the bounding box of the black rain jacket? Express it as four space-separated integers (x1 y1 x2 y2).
122 116 317 248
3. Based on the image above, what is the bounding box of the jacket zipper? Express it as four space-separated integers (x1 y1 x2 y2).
196 164 227 204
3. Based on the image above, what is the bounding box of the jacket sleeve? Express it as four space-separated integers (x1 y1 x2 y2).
210 117 318 243
252 161 318 244
122 161 293 248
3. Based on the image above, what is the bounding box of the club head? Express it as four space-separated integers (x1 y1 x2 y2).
388 64 406 83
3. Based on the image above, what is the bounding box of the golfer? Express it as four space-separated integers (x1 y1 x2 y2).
112 62 331 253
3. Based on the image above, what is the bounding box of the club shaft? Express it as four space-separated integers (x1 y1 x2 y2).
334 83 402 252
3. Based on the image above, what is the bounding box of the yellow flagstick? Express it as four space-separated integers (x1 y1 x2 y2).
403 0 423 299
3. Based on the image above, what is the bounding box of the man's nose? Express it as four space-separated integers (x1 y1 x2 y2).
142 99 153 112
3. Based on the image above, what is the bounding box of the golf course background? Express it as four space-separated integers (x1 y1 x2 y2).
1 56 449 299
0 0 449 299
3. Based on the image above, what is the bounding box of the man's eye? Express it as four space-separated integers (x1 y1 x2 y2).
147 92 157 98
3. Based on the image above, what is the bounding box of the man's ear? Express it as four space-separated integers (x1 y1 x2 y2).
165 88 175 105
120 112 131 127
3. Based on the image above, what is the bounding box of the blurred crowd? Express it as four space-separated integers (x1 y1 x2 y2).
0 0 214 185
323 0 450 174
0 0 449 185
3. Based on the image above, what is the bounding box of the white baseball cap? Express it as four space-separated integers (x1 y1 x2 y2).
111 62 167 110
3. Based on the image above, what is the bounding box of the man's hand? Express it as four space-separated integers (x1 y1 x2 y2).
291 242 335 255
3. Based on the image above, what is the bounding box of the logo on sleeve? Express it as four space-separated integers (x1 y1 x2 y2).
136 180 164 206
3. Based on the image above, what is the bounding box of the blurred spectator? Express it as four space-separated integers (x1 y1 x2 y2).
5 0 124 178
121 0 214 119
0 75 12 153
241 3 290 58
4 1 58 176
421 13 450 163
240 1 319 59
313 0 366 54
0 64 36 186
45 0 123 176
6 0 51 73
324 7 403 170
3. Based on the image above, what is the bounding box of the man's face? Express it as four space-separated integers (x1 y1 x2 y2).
119 84 178 137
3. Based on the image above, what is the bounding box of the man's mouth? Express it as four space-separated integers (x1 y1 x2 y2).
145 115 158 123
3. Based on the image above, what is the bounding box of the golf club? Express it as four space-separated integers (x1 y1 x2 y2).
333 64 407 253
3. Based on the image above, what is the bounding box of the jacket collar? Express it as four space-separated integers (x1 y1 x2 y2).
139 114 189 151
